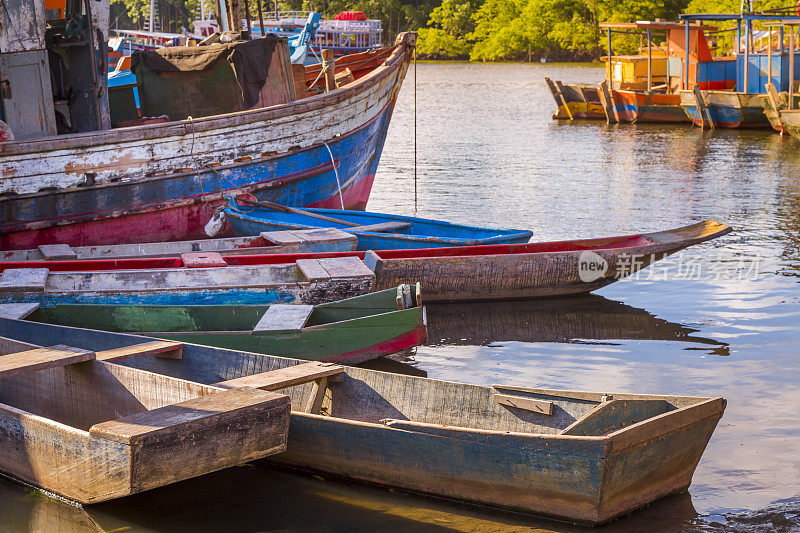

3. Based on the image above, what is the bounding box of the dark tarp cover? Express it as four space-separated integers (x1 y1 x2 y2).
132 35 282 108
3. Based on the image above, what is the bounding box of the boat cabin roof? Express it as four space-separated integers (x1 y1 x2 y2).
600 21 713 31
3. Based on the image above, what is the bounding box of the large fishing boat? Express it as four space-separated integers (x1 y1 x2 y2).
0 0 415 250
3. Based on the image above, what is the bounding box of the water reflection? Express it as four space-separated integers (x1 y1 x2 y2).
425 295 729 356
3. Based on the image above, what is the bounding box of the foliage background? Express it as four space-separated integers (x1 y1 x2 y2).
110 0 799 60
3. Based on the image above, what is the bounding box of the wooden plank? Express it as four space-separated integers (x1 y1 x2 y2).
0 268 49 292
597 81 618 124
95 341 183 362
766 82 784 113
693 86 715 129
0 302 39 319
348 221 412 233
180 252 227 268
304 377 328 414
253 304 314 333
89 387 287 445
297 258 331 282
260 230 305 245
0 345 95 378
561 399 673 436
214 361 344 390
37 244 77 260
553 80 574 120
493 393 553 416
319 257 375 279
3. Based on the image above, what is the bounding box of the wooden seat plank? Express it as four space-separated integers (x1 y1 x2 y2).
348 221 412 233
214 361 344 391
296 259 331 282
0 302 40 320
493 393 554 416
253 304 314 333
37 244 77 260
0 345 95 378
260 230 305 245
318 257 375 279
180 252 227 268
0 268 49 292
89 387 286 445
95 341 183 362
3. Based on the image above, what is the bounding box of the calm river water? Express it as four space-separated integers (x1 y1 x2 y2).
2 62 800 532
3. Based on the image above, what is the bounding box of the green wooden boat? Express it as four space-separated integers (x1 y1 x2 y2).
11 285 427 365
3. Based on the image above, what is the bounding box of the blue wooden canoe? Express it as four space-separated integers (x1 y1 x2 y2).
223 199 533 250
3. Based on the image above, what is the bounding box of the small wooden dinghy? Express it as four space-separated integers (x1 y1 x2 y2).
222 199 534 250
0 336 290 504
10 285 427 365
0 256 375 306
2 319 727 524
0 229 357 262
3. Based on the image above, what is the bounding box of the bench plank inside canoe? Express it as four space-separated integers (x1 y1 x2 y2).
0 345 95 378
215 361 344 390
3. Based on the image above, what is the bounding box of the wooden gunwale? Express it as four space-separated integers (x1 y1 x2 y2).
0 37 410 156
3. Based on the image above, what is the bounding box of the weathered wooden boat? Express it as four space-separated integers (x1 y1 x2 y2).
760 84 800 133
0 0 416 250
1 318 726 524
778 108 800 140
363 220 731 301
0 228 356 262
11 284 427 365
544 79 606 120
609 89 688 123
679 90 771 128
0 333 290 504
1 220 731 302
0 256 375 306
222 199 534 250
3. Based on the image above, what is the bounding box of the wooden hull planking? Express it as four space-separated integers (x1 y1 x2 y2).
0 257 376 306
545 79 607 120
0 336 290 504
778 109 800 141
612 90 689 123
0 319 725 524
0 34 416 250
0 229 358 262
366 220 731 301
679 90 771 129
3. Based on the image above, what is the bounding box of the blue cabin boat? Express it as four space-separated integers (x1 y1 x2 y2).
223 198 533 250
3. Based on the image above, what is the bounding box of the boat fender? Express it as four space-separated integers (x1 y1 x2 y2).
204 209 227 237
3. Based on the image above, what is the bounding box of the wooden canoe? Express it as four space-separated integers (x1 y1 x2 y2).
0 335 290 504
0 220 731 302
0 256 376 306
12 284 427 365
0 228 357 262
1 319 726 525
222 199 534 250
545 78 607 120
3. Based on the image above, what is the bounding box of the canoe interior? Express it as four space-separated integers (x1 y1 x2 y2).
224 202 534 249
0 320 709 438
24 286 414 334
0 336 220 432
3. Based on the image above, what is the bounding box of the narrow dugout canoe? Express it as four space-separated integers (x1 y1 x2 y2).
0 319 726 525
12 284 427 365
0 220 731 302
222 199 534 250
0 335 289 504
0 228 356 262
0 256 376 306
